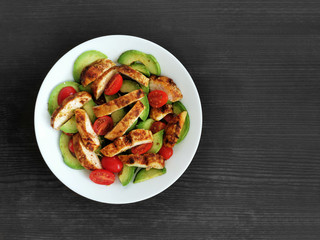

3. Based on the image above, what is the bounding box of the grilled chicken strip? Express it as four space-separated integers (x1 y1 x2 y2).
80 59 115 87
149 75 183 102
75 109 100 151
118 153 165 169
118 65 149 87
93 89 144 117
91 66 118 100
101 129 153 157
73 133 102 170
104 101 145 140
51 91 92 130
163 111 187 148
149 104 173 121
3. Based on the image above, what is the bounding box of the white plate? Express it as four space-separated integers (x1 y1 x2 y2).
34 35 202 204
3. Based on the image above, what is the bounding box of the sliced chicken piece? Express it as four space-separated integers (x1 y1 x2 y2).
118 153 165 169
118 65 149 87
149 75 183 102
73 133 102 170
51 92 92 130
75 109 100 151
104 101 145 140
91 66 118 100
93 89 144 117
163 111 187 148
80 59 115 87
149 104 173 121
101 129 153 157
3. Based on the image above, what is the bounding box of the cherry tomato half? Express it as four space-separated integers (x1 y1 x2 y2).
131 143 153 155
164 113 175 123
58 86 77 106
101 156 123 173
89 170 115 185
148 90 168 108
158 146 173 160
68 137 74 154
104 73 123 95
93 116 113 135
150 121 166 134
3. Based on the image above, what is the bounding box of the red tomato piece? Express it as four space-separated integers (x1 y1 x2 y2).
150 121 166 134
58 86 77 106
131 143 153 155
68 137 74 154
164 113 175 123
148 90 168 108
104 73 123 95
93 116 113 135
62 131 73 136
158 146 173 160
101 156 123 173
89 170 115 185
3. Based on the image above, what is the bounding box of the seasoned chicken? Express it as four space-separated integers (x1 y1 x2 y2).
149 104 173 121
93 89 144 117
104 101 145 140
80 59 115 87
91 66 118 100
101 129 153 157
75 109 100 151
163 111 187 148
118 65 149 87
149 75 183 102
73 133 102 170
118 153 165 169
51 91 92 130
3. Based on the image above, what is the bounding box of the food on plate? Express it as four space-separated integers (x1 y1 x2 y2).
48 48 190 186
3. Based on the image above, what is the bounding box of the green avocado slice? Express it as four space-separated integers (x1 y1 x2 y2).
48 81 80 115
133 168 166 184
60 116 78 134
118 50 161 75
136 118 155 130
147 129 164 154
59 133 84 169
73 50 107 82
118 165 137 186
172 101 190 144
130 62 151 77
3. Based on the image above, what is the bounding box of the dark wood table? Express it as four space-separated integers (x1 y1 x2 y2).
1 1 320 239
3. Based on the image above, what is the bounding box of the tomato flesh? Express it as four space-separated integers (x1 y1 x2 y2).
63 131 73 136
93 116 113 135
104 73 123 95
131 143 153 155
101 156 123 173
148 90 168 108
89 170 115 185
58 87 77 106
150 121 166 134
158 146 173 160
68 138 74 154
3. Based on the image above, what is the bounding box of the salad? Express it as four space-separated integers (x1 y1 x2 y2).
48 49 190 186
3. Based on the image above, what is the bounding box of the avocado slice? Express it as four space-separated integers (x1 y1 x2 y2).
118 165 137 186
118 50 161 75
120 79 140 93
130 62 151 77
73 50 107 82
173 101 190 144
48 81 80 115
104 94 127 124
139 95 149 121
136 118 155 130
134 167 166 184
125 119 138 134
59 132 84 169
79 83 93 94
60 116 78 134
147 129 164 154
83 99 97 123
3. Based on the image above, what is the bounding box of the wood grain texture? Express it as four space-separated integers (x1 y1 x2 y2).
1 0 320 239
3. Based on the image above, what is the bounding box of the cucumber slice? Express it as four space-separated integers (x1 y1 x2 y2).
139 95 149 121
134 168 166 184
136 118 155 130
48 81 80 115
120 80 140 93
118 165 137 186
173 101 190 144
73 50 107 82
83 99 97 123
60 116 78 133
59 133 84 169
130 62 151 77
147 129 164 154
